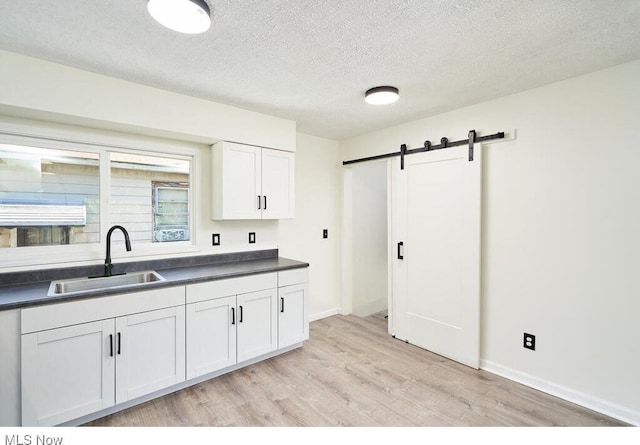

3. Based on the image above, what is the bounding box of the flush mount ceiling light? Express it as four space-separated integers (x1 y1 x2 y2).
365 86 399 105
147 0 211 34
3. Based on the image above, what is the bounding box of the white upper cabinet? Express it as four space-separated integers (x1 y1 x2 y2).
211 141 295 220
261 148 295 219
212 142 262 220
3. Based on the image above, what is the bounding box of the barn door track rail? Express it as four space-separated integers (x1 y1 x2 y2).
342 130 505 169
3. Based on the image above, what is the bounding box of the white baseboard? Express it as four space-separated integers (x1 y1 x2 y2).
480 359 639 426
310 307 340 322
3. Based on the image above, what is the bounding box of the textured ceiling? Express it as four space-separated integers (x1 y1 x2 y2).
1 1 640 140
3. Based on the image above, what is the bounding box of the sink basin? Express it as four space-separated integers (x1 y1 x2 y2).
48 271 166 297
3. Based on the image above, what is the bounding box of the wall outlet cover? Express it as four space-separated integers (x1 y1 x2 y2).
523 333 536 351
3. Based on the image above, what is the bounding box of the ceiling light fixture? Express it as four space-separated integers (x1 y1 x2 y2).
365 86 399 105
147 0 211 34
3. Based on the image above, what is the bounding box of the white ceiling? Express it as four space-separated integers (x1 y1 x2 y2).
1 1 640 141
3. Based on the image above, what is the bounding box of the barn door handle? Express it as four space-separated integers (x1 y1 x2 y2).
397 241 404 260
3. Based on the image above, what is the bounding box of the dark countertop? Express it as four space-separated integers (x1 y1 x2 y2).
0 250 308 311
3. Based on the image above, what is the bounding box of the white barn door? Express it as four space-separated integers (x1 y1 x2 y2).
391 144 481 369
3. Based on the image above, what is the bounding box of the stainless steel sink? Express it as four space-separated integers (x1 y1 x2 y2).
47 270 166 297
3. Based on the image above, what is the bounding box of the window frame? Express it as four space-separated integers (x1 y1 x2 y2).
0 125 200 270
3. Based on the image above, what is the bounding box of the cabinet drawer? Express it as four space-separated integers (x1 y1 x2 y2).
186 273 277 304
21 286 185 334
278 268 309 287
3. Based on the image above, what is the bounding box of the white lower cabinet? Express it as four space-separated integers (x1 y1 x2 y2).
278 268 310 349
186 269 309 380
22 319 116 427
186 274 278 379
115 306 185 404
186 295 237 379
21 286 185 426
278 283 309 348
19 268 308 426
236 288 278 363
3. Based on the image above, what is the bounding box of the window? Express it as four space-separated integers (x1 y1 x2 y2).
0 139 192 253
0 144 100 248
110 152 190 244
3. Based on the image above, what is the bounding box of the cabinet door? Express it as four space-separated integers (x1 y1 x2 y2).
186 296 237 379
22 319 115 426
278 283 309 348
216 142 262 220
115 306 185 404
261 148 295 219
237 288 278 363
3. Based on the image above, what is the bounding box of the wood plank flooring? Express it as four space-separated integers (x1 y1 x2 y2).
85 312 627 427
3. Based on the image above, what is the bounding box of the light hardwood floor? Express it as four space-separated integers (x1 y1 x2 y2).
85 312 627 427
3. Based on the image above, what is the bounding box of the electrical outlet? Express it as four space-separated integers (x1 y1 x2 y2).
249 232 256 244
523 333 536 351
323 229 328 239
212 233 220 246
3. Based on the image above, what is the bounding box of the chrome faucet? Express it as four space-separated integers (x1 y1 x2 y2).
104 225 131 277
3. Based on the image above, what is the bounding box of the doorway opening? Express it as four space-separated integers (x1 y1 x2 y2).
342 161 390 328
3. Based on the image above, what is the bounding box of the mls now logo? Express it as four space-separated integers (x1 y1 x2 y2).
5 436 63 445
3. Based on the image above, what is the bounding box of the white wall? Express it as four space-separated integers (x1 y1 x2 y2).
0 50 296 151
278 134 342 320
340 59 640 425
